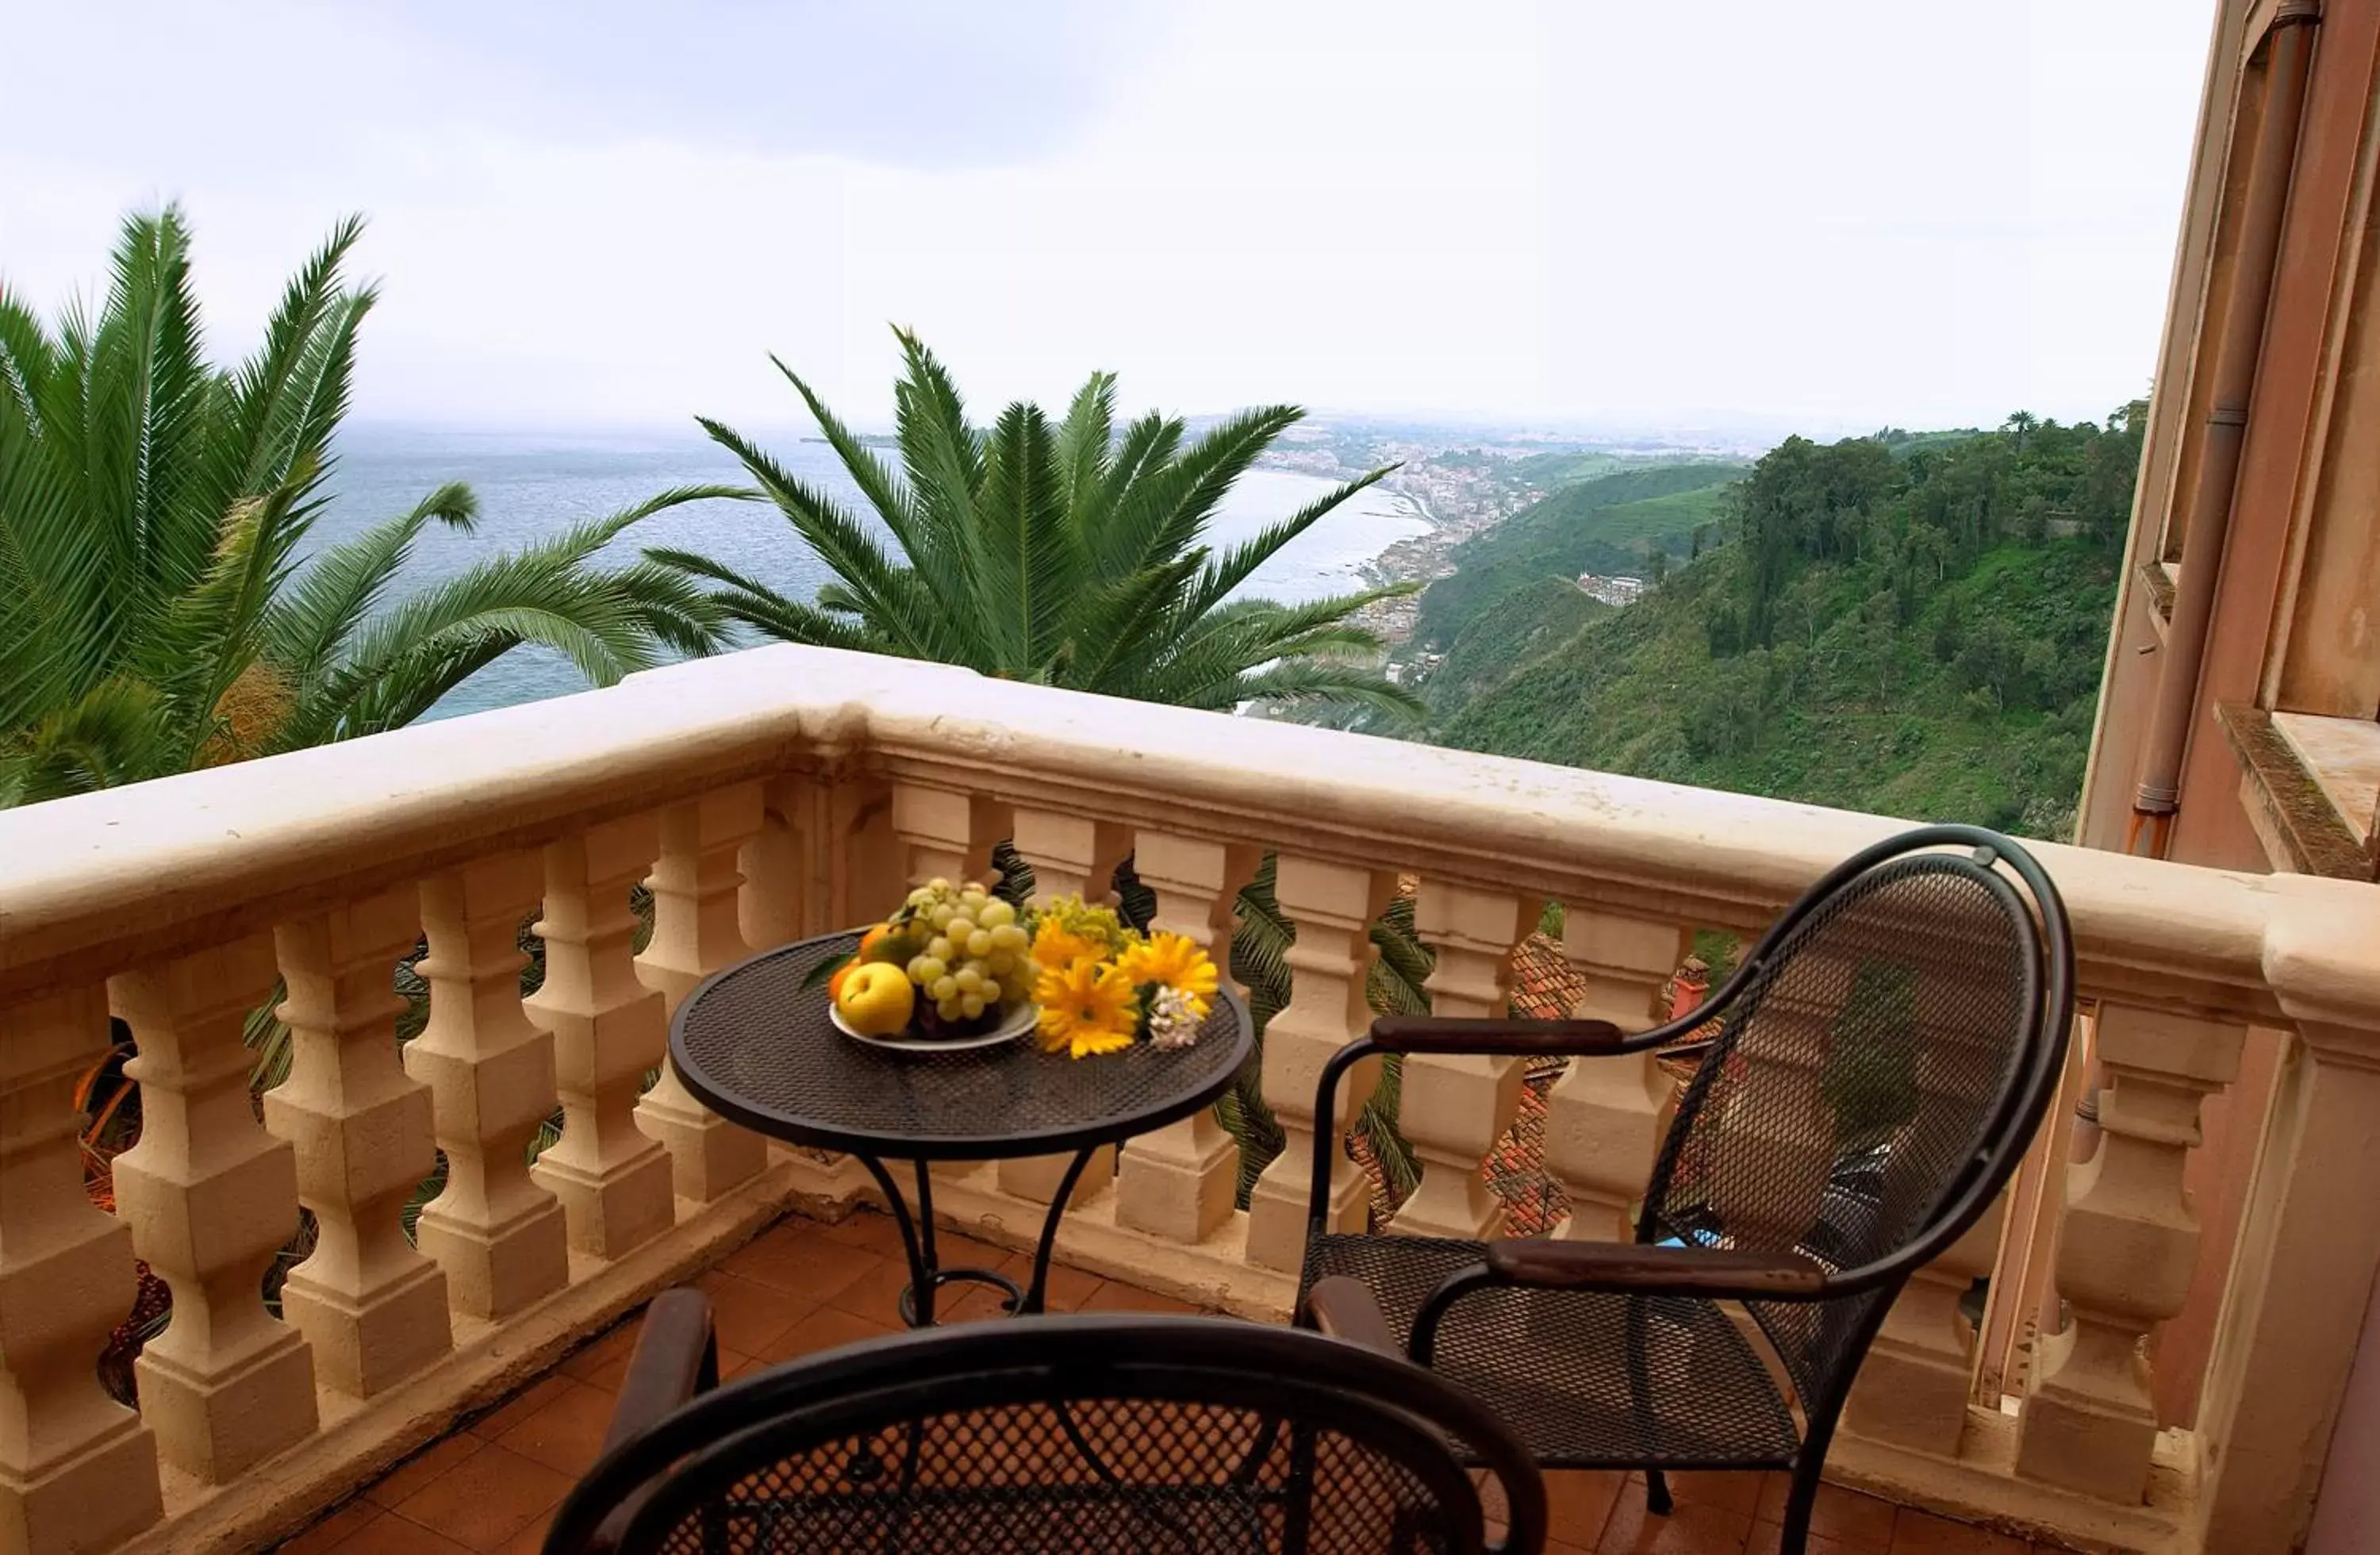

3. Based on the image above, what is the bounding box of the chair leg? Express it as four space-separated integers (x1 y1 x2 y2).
1644 1468 1673 1517
1778 1461 1821 1554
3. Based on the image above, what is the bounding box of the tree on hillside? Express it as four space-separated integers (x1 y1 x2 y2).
0 209 733 805
665 329 1419 720
2002 410 2040 453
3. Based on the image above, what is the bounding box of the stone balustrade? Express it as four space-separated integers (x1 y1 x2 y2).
0 645 2374 1555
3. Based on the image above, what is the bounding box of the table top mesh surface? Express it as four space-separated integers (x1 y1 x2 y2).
672 932 1254 1160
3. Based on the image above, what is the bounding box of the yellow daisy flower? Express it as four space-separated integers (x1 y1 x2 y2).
1035 957 1141 1060
1031 918 1105 971
1116 931 1219 1017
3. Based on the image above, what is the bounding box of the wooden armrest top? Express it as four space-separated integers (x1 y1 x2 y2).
1368 1015 1626 1056
1484 1239 1827 1296
601 1287 717 1453
1304 1276 1403 1355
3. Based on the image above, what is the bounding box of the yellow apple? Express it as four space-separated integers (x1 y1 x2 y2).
835 961 916 1036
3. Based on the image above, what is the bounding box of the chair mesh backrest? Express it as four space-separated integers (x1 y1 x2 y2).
643 1398 1461 1553
1641 852 2038 1401
562 1319 1533 1555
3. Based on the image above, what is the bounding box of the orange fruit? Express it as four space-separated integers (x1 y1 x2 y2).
828 962 854 1002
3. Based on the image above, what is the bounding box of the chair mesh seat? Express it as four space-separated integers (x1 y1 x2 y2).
1302 1234 1799 1469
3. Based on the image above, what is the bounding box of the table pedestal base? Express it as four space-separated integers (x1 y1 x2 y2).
858 1149 1099 1327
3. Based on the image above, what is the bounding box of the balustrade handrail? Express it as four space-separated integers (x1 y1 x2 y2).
2 644 2370 1031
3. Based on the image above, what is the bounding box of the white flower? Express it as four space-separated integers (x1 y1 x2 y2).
1146 986 1203 1050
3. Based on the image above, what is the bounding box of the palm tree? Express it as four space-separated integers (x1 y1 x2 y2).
656 329 1421 721
676 332 1434 1209
0 208 738 805
2002 409 2040 454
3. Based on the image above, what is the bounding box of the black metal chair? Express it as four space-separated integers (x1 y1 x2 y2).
1295 824 2075 1555
543 1289 1549 1553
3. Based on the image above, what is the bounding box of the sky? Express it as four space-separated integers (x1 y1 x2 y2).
0 1 2216 440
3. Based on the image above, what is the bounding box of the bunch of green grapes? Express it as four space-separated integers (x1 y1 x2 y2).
901 878 1034 1024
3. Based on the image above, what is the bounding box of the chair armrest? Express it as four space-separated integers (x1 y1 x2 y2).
1368 1015 1626 1055
1303 1276 1403 1355
601 1288 719 1453
1482 1239 1827 1298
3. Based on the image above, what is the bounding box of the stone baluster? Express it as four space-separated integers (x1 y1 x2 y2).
1246 857 1395 1273
266 887 452 1397
405 852 569 1323
1846 950 2020 1455
109 937 318 1481
1395 881 1530 1240
528 816 677 1260
1001 808 1131 1205
2016 1003 2242 1500
890 781 998 891
1848 1195 2006 1454
738 774 811 953
0 985 163 1553
635 785 770 1202
1115 831 1253 1245
1543 910 1691 1241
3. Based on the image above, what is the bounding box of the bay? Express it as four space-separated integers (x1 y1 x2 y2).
318 425 1427 720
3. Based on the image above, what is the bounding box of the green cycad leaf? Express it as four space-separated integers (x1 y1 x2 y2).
264 484 482 687
977 401 1073 670
1055 370 1117 537
1184 463 1398 621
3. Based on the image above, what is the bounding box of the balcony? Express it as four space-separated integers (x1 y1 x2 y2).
4 644 2376 1555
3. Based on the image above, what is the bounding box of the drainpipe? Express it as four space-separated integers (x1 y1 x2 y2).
2129 4 2320 856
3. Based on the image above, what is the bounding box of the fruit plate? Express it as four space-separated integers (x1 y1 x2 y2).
829 1000 1038 1054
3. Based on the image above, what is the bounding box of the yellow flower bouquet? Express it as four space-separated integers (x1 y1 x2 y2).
1027 895 1221 1059
819 882 1221 1057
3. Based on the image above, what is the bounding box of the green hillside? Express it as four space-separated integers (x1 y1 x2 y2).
1427 575 1607 708
1429 411 2145 838
1415 462 1745 649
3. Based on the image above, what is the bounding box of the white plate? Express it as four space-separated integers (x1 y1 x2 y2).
829 999 1039 1054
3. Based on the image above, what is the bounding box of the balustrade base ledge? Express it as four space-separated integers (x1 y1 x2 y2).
115 1161 799 1555
1834 1408 2198 1554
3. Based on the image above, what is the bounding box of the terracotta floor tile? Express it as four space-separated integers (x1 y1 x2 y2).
466 1374 573 1440
278 1498 383 1553
1543 1469 1626 1547
1550 1544 1601 1555
826 1251 923 1324
1747 1521 1858 1555
1660 1470 1770 1517
364 1434 486 1510
756 1303 904 1363
490 1512 555 1555
493 1380 619 1476
816 1209 909 1257
1754 1479 1898 1550
558 1321 641 1389
1887 1510 2030 1555
993 1250 1104 1312
933 1228 1016 1269
390 1442 574 1553
722 1223 885 1301
330 1513 477 1554
692 1269 817 1355
937 1282 1020 1324
1598 1492 1754 1555
1079 1280 1199 1315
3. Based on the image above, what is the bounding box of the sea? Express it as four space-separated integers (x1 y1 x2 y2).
318 426 1430 720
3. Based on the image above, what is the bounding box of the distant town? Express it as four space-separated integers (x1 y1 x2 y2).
1253 416 1699 656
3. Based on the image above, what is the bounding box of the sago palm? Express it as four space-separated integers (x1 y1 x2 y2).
0 207 738 806
677 332 1436 1212
657 329 1422 721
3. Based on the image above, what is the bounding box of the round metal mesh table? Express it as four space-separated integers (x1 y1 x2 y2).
672 931 1253 1325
